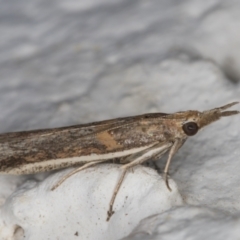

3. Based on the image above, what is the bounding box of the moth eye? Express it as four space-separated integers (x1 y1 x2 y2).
182 122 198 136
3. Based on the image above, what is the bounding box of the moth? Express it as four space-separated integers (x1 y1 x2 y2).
0 102 239 220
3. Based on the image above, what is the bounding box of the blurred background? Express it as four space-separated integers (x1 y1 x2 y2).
1 0 240 133
1 1 240 239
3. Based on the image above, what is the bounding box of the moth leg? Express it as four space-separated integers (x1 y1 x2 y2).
121 143 171 169
146 150 169 173
51 160 106 191
107 167 127 221
163 139 185 191
107 143 172 221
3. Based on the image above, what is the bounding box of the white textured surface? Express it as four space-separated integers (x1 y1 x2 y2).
122 206 240 240
0 165 182 240
0 0 240 239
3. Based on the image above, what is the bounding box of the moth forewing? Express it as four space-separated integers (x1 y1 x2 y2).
3 144 156 175
0 114 170 174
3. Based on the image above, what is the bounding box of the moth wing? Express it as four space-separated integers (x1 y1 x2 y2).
0 112 169 142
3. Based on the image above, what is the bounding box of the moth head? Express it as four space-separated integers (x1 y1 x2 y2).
181 102 239 137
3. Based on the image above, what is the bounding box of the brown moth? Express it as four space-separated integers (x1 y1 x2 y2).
0 102 239 220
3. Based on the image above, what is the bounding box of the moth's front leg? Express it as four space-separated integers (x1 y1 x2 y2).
163 138 186 191
107 142 172 221
51 160 108 191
